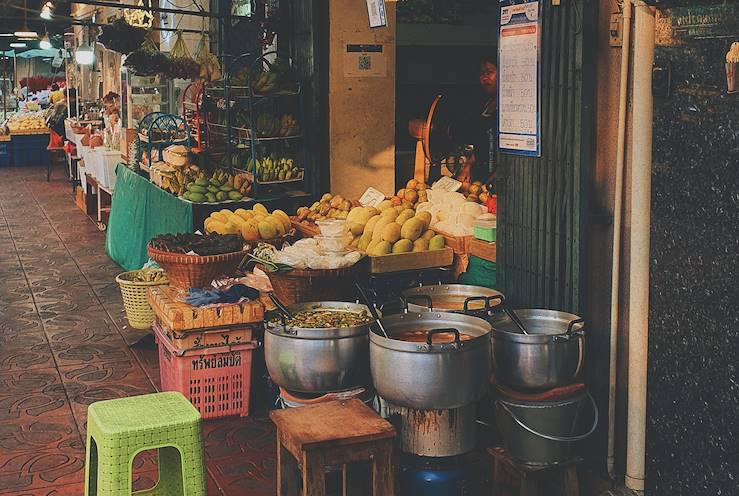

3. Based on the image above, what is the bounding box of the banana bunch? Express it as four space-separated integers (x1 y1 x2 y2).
256 113 281 136
253 72 278 94
247 156 302 183
165 164 201 197
279 114 299 136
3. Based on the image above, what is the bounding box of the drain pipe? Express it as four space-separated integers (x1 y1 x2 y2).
607 0 633 481
625 1 654 492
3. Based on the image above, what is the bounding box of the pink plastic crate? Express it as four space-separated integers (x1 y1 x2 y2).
154 324 258 419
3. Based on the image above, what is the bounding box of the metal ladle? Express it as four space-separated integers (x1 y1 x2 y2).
504 308 529 335
355 282 389 339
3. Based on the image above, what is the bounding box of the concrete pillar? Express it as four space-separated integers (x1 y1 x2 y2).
328 0 396 199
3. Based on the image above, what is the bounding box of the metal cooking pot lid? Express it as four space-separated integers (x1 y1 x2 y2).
489 309 584 335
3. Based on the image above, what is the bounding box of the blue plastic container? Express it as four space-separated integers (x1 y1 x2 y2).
0 142 10 167
399 454 475 496
11 134 50 166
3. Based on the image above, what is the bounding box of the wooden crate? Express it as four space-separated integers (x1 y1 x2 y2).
368 247 454 274
148 285 266 331
155 320 256 354
290 217 320 238
468 238 497 263
432 228 473 255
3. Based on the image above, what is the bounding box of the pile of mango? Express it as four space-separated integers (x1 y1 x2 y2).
204 204 292 242
295 193 355 223
345 203 446 256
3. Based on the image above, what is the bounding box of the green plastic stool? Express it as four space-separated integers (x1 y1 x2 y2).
84 391 207 496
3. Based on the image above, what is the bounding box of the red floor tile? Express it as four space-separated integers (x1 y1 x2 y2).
0 448 85 493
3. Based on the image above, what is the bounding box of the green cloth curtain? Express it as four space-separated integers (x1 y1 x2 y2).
106 164 193 270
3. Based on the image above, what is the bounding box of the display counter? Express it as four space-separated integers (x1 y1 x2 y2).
106 164 279 270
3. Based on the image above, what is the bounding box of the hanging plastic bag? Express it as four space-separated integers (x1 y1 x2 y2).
195 25 222 82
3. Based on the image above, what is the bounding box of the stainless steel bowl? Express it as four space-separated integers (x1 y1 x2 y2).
489 309 585 390
264 301 377 393
370 311 492 410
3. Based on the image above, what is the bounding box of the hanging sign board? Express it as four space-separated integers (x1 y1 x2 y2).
498 1 541 157
366 0 388 28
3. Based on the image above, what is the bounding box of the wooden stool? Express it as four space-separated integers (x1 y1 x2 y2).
489 447 582 496
270 399 396 496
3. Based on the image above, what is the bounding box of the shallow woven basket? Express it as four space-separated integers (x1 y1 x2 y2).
259 264 366 306
115 269 169 329
147 245 249 289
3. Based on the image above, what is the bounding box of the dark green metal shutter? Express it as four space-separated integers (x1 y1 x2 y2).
496 0 594 314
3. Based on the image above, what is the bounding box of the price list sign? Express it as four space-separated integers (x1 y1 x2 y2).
498 1 541 156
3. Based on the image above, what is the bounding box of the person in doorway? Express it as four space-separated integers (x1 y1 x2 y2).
457 54 498 185
49 83 65 105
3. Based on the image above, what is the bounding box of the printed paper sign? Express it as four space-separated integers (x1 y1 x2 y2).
432 176 462 192
366 0 388 28
359 187 387 207
343 44 387 78
498 1 541 156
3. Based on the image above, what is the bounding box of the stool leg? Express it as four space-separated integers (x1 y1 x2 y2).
371 441 394 496
301 451 326 496
491 459 502 496
562 466 579 496
278 441 300 496
84 434 98 496
519 473 538 496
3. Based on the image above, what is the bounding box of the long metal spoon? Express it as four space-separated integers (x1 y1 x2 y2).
505 308 529 335
355 282 389 339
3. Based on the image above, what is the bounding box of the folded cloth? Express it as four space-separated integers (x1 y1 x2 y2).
186 284 260 307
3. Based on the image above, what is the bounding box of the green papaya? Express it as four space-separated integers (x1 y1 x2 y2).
218 184 233 192
206 192 217 203
228 190 243 201
195 178 209 187
216 191 227 201
189 192 206 203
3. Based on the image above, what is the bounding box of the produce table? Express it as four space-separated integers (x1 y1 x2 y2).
106 164 277 270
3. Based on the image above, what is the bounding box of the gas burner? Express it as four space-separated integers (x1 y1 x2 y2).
384 401 478 457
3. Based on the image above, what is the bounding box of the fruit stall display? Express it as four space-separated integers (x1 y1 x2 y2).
5 111 48 134
205 51 308 198
204 203 293 242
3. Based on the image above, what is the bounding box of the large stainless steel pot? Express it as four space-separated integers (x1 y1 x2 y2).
402 284 505 317
370 311 492 410
265 301 376 393
489 309 585 390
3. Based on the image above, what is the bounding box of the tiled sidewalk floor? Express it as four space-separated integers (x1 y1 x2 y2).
0 166 276 495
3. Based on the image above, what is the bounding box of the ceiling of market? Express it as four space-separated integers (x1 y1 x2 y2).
0 0 72 52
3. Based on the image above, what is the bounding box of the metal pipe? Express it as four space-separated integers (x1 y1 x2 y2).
0 15 210 34
54 0 249 19
625 1 654 492
607 0 632 480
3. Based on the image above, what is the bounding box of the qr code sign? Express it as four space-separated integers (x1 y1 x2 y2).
358 54 372 71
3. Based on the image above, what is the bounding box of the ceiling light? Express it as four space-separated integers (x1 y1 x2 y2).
40 32 52 49
14 29 38 38
0 34 14 37
41 2 54 19
75 43 94 65
10 42 27 48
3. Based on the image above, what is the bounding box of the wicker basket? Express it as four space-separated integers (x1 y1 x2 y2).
259 263 366 306
116 269 169 329
147 245 249 289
